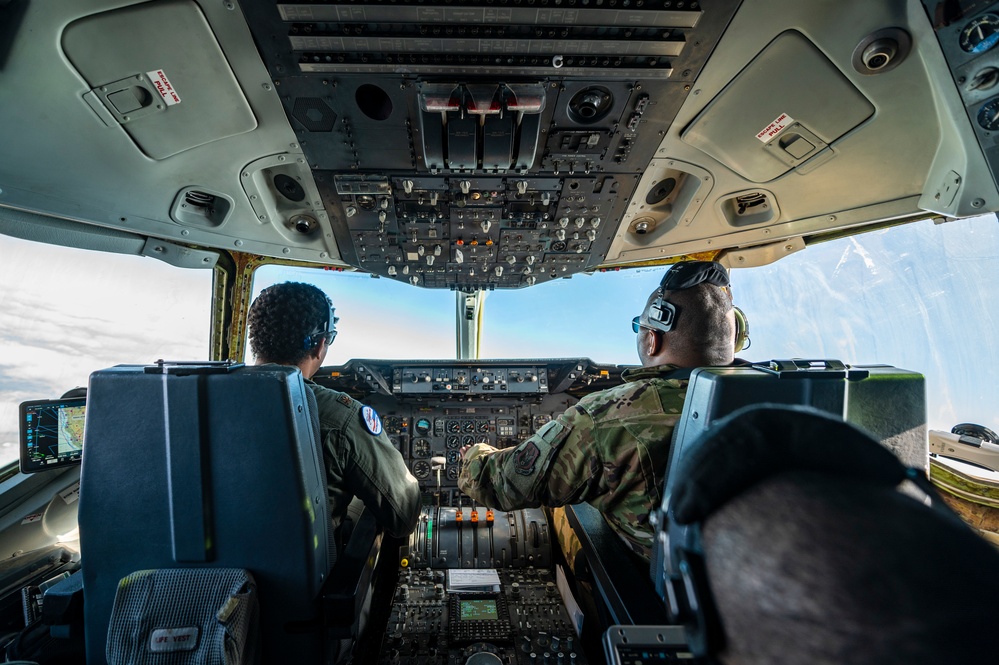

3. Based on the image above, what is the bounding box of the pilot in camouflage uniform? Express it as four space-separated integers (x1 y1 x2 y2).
248 282 421 545
460 366 689 559
459 261 741 561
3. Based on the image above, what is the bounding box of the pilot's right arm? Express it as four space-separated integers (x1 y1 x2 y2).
339 405 422 538
458 403 594 510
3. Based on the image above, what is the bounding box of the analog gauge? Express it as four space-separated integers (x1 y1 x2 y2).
978 97 999 130
533 414 553 429
446 465 459 480
412 438 431 458
415 418 431 435
476 436 489 445
961 14 999 54
462 436 474 446
446 420 461 433
447 450 460 464
462 420 476 433
477 420 491 433
412 460 431 480
446 435 460 449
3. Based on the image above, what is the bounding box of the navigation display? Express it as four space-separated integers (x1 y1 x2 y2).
458 599 499 621
20 398 86 474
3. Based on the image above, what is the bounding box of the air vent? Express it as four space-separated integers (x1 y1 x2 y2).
567 87 614 124
184 190 215 210
735 192 767 214
171 187 233 228
719 190 778 228
289 214 319 235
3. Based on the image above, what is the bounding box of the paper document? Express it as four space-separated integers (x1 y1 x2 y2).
447 568 501 593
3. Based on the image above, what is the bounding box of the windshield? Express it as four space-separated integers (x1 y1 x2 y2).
0 234 212 468
250 214 998 432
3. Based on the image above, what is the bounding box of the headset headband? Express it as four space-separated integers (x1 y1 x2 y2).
646 261 731 334
659 260 730 292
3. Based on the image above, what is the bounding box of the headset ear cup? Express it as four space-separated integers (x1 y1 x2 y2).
733 306 750 353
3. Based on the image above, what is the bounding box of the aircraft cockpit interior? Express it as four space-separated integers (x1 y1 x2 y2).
1 0 999 662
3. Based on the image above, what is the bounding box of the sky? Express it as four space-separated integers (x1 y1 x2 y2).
1 213 997 467
0 238 212 465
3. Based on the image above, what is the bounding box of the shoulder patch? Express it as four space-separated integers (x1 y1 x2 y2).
360 405 383 435
337 393 353 407
513 442 541 476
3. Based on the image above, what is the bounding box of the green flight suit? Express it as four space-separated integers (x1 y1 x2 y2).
458 364 688 560
306 379 421 539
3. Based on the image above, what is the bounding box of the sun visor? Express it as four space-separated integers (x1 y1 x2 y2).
681 31 874 183
62 0 256 160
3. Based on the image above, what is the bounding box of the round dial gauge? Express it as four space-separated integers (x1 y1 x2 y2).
476 436 489 445
412 460 431 479
415 418 432 435
446 435 460 449
477 420 491 433
447 450 461 464
462 436 474 446
446 420 461 433
462 420 476 433
961 14 999 54
978 97 999 130
411 438 431 458
446 466 459 480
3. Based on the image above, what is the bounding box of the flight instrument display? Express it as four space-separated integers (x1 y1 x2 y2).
19 397 86 474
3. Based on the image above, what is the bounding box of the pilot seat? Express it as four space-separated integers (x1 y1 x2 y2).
78 362 379 664
566 359 928 647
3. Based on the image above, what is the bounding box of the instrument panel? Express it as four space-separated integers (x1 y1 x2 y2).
239 0 744 289
924 0 999 192
314 358 625 498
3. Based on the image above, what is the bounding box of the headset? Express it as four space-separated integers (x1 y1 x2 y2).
303 300 338 351
642 261 751 354
733 306 750 354
651 404 952 660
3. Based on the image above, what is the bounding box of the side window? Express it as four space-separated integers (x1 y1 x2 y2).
0 235 212 468
735 215 999 431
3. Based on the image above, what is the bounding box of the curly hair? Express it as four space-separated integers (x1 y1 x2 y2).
248 282 333 365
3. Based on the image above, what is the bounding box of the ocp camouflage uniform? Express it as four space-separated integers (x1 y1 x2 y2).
458 365 688 561
306 378 422 540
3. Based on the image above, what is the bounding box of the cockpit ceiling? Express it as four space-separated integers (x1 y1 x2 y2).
0 0 997 287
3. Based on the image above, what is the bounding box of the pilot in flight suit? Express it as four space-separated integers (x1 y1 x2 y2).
306 376 422 540
248 281 421 544
459 261 739 561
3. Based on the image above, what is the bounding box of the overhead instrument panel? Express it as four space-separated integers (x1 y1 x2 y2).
923 0 999 195
239 0 744 289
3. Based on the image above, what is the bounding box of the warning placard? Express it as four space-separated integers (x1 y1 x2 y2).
756 113 793 142
146 69 181 106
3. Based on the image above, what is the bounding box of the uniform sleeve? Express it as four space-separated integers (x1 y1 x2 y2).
340 411 422 538
458 404 594 510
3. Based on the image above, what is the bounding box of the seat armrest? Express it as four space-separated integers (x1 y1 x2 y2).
565 503 668 626
321 509 383 630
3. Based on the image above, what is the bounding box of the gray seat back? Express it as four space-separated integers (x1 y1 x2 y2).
79 363 331 664
651 360 927 599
